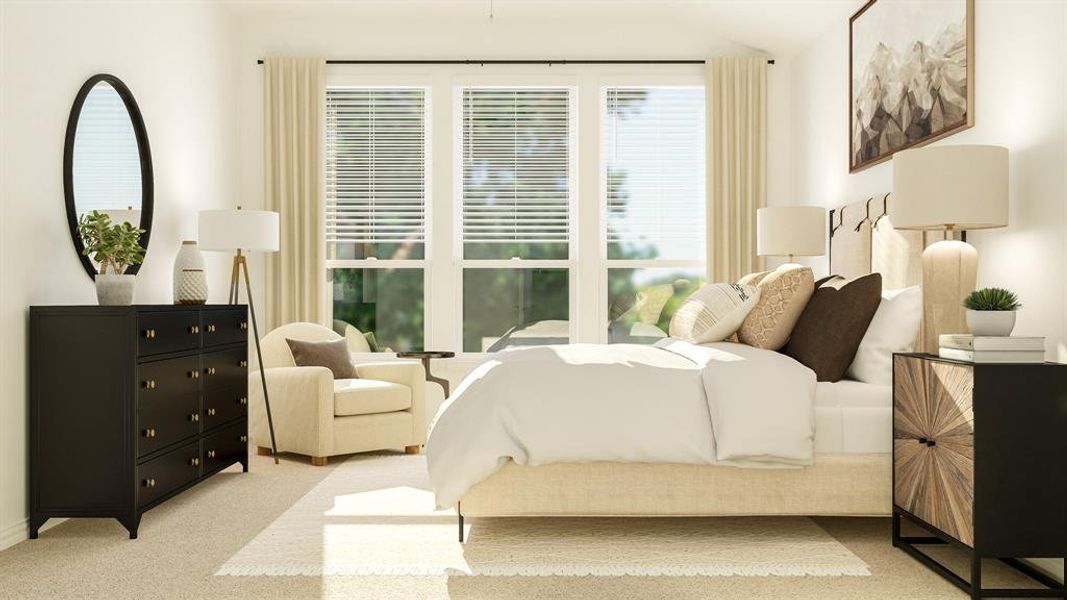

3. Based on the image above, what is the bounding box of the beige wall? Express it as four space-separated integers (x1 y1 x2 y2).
0 0 238 549
788 0 1066 580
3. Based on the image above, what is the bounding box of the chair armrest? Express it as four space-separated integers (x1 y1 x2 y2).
248 366 334 457
354 361 427 444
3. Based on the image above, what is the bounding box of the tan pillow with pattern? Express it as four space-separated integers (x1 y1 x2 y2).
736 264 815 350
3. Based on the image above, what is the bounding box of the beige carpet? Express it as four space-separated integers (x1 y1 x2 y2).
217 454 869 577
0 451 1054 599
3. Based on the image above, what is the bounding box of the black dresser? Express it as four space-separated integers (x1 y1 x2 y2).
892 353 1067 599
29 305 250 539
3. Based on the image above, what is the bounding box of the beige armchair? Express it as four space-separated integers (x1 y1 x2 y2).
249 322 426 466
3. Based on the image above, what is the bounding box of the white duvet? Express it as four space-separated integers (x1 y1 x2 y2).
425 340 816 508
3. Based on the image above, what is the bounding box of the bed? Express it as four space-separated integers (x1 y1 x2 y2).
430 197 949 538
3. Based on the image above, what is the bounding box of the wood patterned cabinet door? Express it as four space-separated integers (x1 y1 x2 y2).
893 356 975 546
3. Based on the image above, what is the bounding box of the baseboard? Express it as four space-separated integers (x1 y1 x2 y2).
0 517 65 552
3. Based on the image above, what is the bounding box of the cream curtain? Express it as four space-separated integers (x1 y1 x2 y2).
263 57 326 329
705 57 767 282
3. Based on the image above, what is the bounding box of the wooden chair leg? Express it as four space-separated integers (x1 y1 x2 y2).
405 445 421 455
310 456 328 466
256 446 273 456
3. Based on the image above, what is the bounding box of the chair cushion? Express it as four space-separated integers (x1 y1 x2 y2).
333 379 412 416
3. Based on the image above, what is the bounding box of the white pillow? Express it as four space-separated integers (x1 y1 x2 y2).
669 283 760 344
847 286 922 385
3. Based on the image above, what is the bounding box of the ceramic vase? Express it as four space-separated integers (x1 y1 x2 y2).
96 273 136 305
966 310 1017 337
174 240 208 304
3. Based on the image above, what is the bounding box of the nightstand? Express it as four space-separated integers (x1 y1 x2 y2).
892 353 1067 599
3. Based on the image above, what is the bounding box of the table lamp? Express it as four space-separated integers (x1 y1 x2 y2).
892 145 1008 338
199 207 281 463
757 206 826 264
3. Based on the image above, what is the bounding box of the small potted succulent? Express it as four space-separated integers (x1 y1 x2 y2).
78 210 146 305
964 287 1021 336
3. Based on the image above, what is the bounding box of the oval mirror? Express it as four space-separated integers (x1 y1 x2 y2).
64 74 153 279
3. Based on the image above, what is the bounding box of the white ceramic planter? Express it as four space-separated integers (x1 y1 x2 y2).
96 273 136 306
966 310 1017 337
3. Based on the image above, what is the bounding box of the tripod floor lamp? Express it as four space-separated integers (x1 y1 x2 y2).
199 208 281 464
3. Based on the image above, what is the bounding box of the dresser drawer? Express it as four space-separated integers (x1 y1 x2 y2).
202 421 247 474
203 386 247 429
138 311 200 356
201 308 248 348
138 392 200 457
137 356 200 403
137 441 200 507
202 347 248 392
893 355 975 545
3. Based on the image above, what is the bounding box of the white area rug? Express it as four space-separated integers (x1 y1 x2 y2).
217 454 870 577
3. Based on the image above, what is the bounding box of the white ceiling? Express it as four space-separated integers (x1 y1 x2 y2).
224 0 859 59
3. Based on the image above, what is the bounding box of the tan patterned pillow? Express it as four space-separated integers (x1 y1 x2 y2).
669 283 760 344
736 265 815 350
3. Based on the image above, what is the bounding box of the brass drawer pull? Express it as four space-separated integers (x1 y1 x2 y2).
206 408 216 416
238 397 248 406
143 329 157 339
189 458 200 467
206 324 217 333
189 325 200 334
142 380 157 389
239 435 248 443
206 450 216 458
143 478 157 488
143 428 157 438
239 360 248 368
205 367 216 375
189 413 200 422
188 370 199 379
240 321 248 331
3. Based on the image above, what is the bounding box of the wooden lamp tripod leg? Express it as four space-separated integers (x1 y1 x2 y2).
233 251 279 464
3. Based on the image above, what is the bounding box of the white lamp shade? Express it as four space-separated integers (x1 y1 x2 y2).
892 145 1008 231
198 209 279 252
757 206 826 257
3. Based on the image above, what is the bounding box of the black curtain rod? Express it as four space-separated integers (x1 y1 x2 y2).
255 58 774 65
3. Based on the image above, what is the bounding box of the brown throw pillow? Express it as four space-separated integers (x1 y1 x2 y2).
285 338 357 379
781 273 882 382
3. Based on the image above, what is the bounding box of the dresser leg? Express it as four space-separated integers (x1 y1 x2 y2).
120 514 141 540
970 555 982 600
892 511 901 548
28 516 46 539
310 456 328 466
256 446 273 456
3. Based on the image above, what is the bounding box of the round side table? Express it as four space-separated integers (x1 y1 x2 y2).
396 351 456 398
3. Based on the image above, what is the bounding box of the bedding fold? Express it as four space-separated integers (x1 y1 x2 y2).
425 340 816 508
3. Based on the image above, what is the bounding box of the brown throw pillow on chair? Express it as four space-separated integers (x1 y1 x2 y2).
285 338 357 379
781 273 882 382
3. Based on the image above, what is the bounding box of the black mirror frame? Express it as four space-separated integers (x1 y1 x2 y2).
63 73 154 280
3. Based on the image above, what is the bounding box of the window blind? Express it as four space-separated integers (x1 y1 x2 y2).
461 87 572 259
325 87 426 259
72 85 142 214
603 87 705 261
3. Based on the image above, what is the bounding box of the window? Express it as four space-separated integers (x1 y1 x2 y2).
325 87 427 351
602 86 706 343
459 87 575 352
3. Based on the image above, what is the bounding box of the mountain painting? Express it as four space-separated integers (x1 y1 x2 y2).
849 0 974 172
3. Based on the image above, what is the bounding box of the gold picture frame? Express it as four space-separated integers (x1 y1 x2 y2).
849 0 975 173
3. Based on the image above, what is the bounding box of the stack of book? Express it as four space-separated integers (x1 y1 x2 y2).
938 334 1046 363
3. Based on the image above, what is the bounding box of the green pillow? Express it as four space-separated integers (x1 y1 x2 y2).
363 331 381 353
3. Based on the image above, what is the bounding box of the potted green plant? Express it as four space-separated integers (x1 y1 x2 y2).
78 210 146 305
963 287 1021 336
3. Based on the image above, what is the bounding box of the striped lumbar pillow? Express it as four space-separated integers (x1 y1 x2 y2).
669 283 760 344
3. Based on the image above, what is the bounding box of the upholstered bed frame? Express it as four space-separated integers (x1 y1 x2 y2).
456 196 937 535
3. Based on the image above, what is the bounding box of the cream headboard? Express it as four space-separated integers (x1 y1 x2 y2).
829 195 958 353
